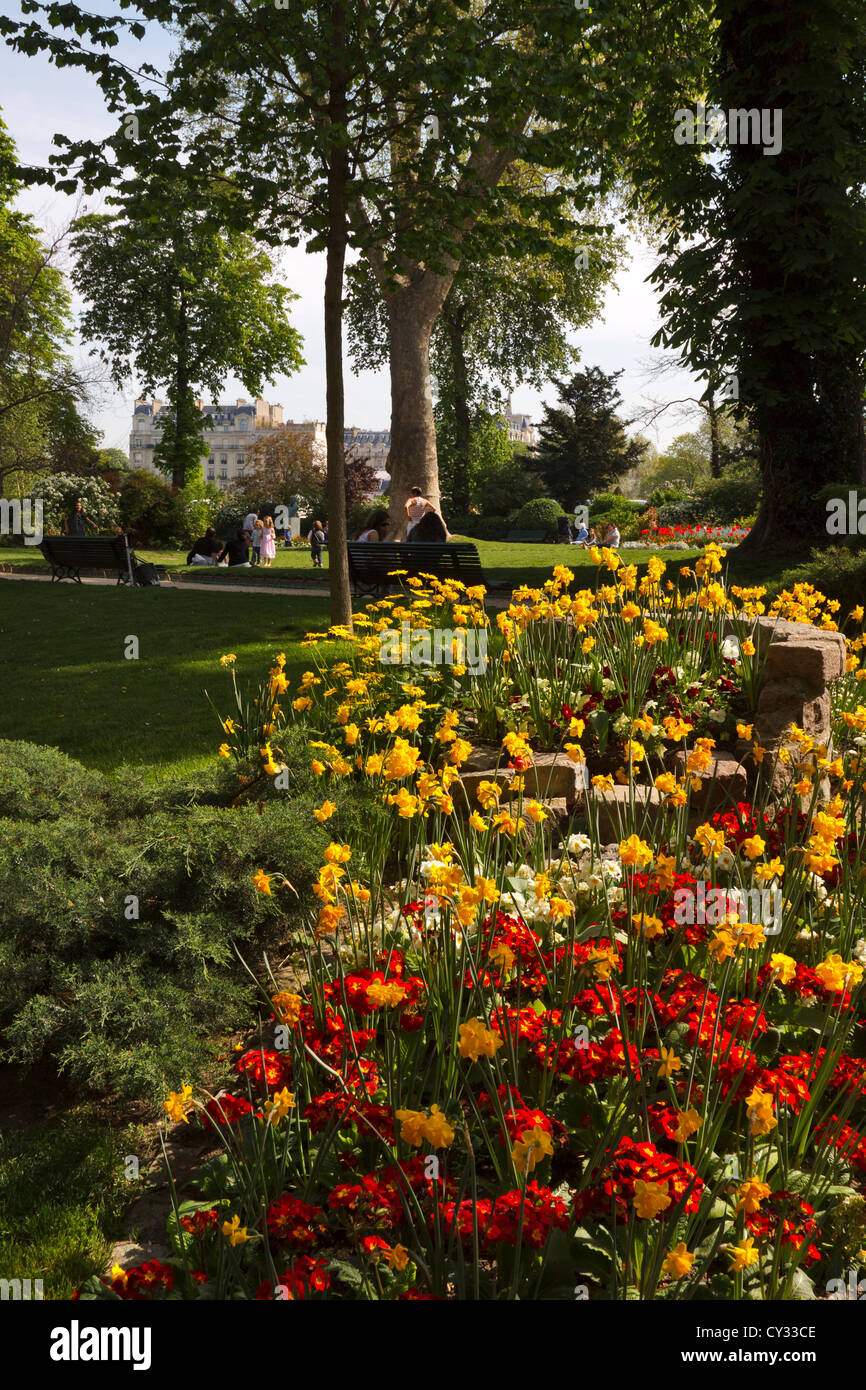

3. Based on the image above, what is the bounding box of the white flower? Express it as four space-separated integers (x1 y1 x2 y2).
499 891 526 913
716 847 735 873
567 833 592 856
852 938 866 965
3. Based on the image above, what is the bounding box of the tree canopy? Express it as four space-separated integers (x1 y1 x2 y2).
531 367 648 510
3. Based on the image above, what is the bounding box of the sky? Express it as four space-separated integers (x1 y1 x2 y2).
0 7 704 457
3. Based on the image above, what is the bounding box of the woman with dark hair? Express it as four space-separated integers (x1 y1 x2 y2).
215 528 251 567
355 509 389 542
412 508 448 543
186 526 221 565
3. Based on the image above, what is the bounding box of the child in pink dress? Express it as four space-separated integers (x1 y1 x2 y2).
260 516 277 567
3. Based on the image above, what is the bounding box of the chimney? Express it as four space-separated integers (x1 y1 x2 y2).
153 398 163 413
237 397 247 406
270 403 283 425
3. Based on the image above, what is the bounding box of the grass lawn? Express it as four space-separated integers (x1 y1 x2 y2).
0 538 792 781
0 583 332 778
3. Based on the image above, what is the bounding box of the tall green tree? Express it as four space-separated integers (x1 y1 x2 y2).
641 0 866 550
532 367 647 508
1 0 712 608
0 112 90 489
345 171 624 513
71 177 304 489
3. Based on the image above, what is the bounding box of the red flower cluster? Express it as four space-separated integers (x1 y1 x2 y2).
574 1136 704 1223
439 1184 570 1250
328 1157 453 1229
255 1257 330 1300
234 1048 290 1091
180 1208 219 1237
304 1091 395 1141
201 1093 253 1132
744 1190 821 1266
265 1193 328 1248
106 1259 175 1300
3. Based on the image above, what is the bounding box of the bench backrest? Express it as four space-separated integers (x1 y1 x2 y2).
347 541 484 586
40 535 131 570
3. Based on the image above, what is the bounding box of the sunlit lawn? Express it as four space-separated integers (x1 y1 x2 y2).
0 583 332 778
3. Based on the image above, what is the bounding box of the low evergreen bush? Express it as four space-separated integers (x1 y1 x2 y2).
0 736 366 1103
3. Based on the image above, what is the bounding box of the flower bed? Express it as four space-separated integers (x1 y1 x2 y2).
635 523 752 550
79 552 866 1302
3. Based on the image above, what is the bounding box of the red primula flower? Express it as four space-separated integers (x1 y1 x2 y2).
265 1193 328 1248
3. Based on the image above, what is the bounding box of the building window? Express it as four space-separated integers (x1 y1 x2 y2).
134 454 142 464
134 437 142 447
220 456 227 467
239 419 247 430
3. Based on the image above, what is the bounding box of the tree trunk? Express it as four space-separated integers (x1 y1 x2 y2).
172 290 189 490
707 395 722 479
386 283 449 536
324 0 352 629
445 303 472 514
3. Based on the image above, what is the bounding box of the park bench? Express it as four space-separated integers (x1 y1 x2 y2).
505 529 549 543
347 541 485 600
40 534 137 584
39 535 170 586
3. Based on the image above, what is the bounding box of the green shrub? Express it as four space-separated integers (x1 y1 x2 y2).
512 497 564 538
770 544 866 610
588 492 636 533
0 736 368 1103
29 474 120 537
119 470 187 547
0 742 112 822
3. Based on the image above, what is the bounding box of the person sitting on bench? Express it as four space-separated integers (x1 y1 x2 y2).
412 508 448 543
215 529 251 567
355 509 389 542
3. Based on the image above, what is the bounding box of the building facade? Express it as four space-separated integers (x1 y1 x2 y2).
344 426 390 494
503 407 537 448
130 398 326 490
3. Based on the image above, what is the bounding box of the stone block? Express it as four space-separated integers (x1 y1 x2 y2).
454 748 587 812
671 750 748 812
765 637 846 686
591 783 663 842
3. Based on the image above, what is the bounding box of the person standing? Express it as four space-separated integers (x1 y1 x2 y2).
63 499 98 536
260 515 277 568
309 520 326 567
250 518 264 565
